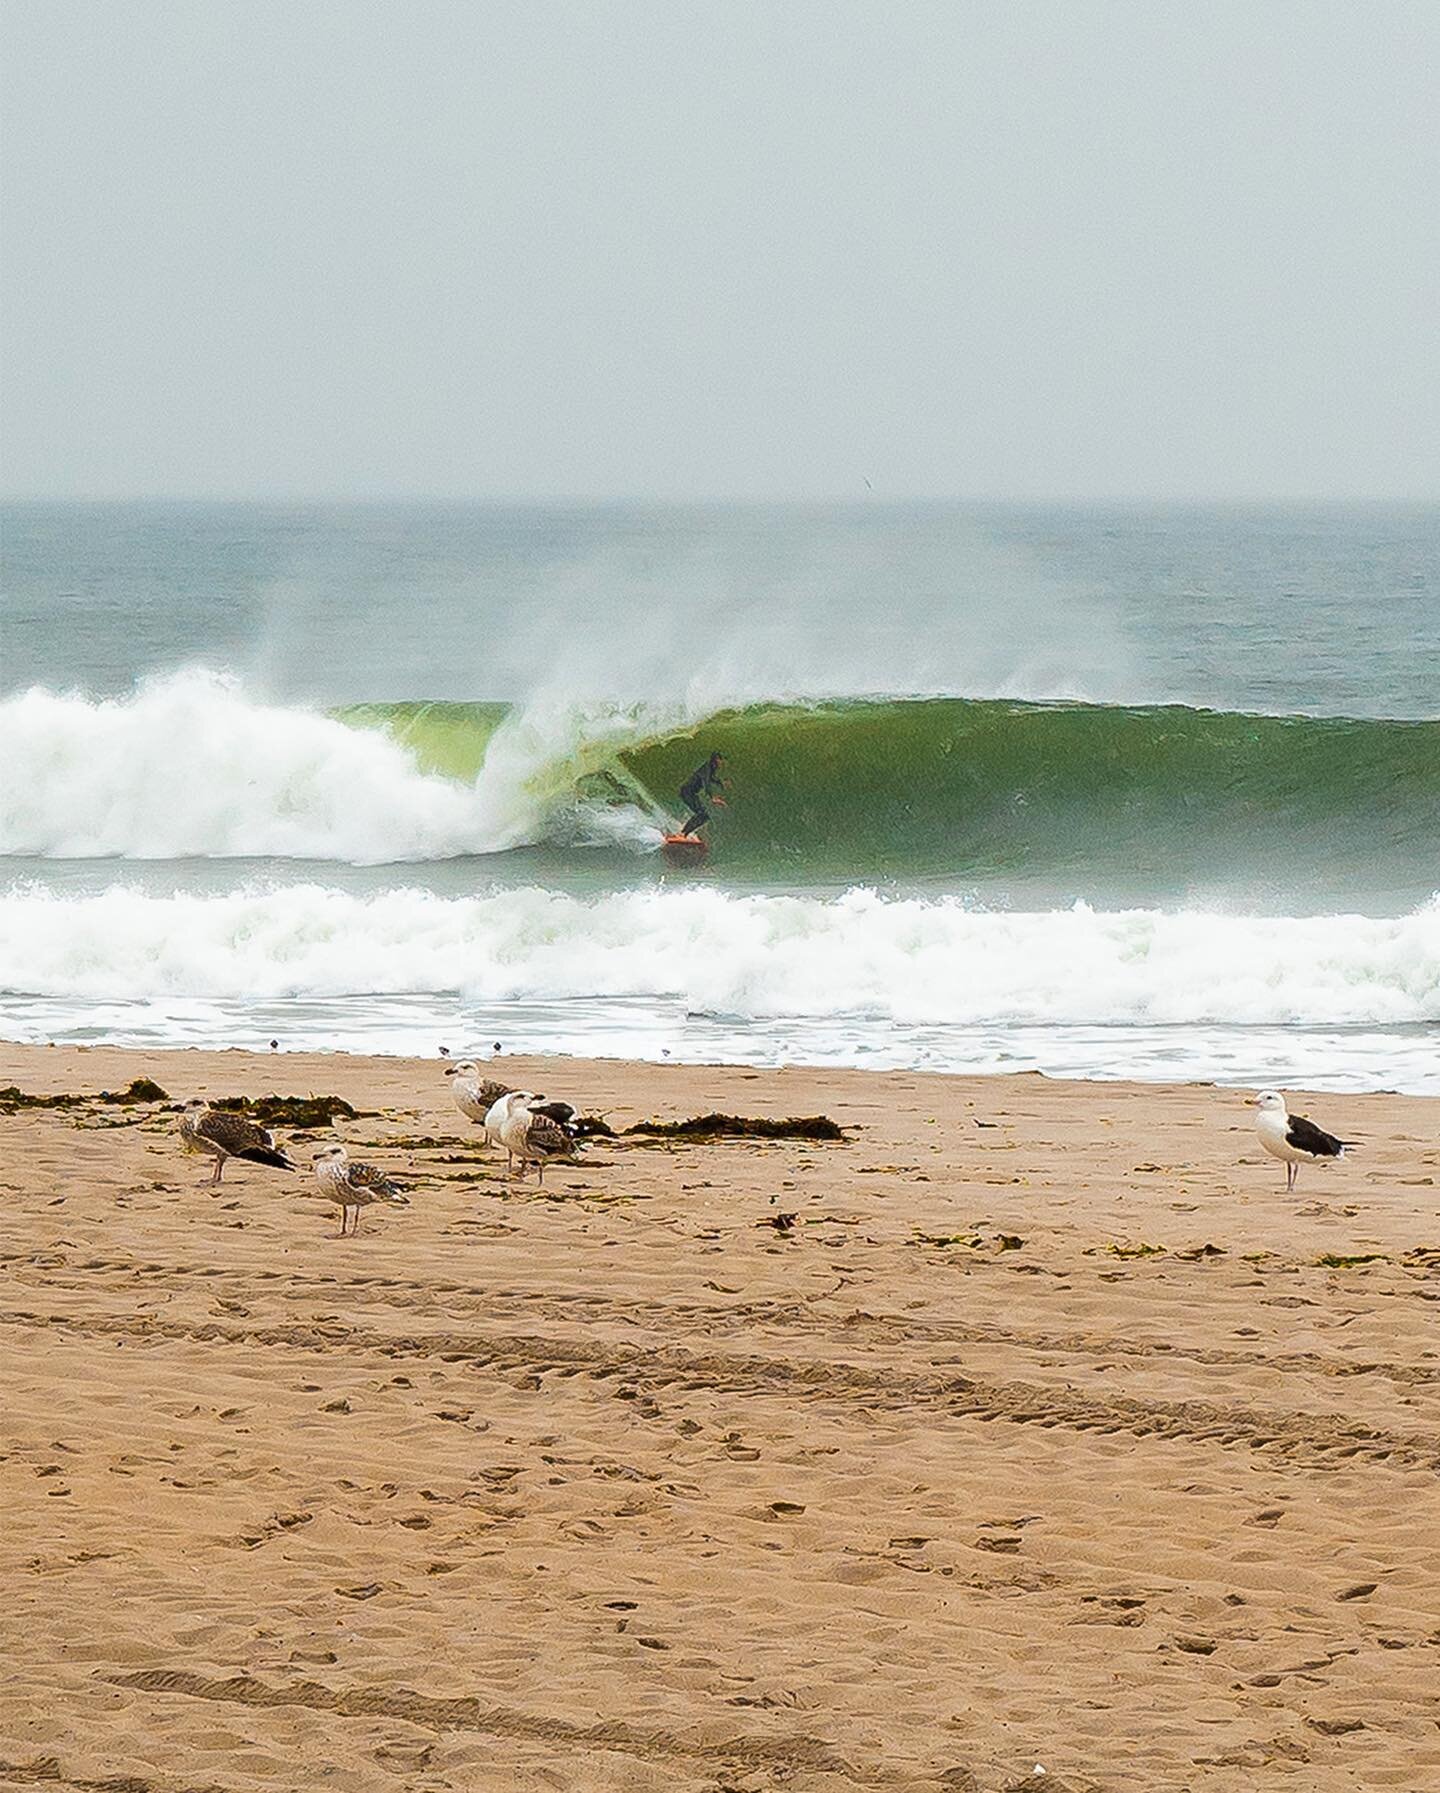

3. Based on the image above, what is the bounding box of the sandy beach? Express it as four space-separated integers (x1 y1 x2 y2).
1 1042 1437 1792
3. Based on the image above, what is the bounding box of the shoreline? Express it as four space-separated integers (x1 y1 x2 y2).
3 1041 1437 1789
3 1020 1437 1100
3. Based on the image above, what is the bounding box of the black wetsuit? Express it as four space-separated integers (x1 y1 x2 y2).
679 760 724 836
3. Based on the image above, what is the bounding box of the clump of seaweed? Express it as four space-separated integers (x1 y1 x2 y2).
0 1087 86 1112
101 1078 170 1104
211 1094 362 1127
624 1112 847 1142
0 1077 170 1112
914 1230 1025 1253
570 1114 618 1139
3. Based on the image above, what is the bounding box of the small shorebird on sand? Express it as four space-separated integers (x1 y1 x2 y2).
1250 1090 1357 1192
312 1143 409 1236
179 1099 294 1185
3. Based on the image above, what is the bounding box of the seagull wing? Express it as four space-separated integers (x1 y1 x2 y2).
1286 1113 1347 1158
346 1161 409 1203
526 1116 577 1160
529 1099 578 1131
198 1110 291 1166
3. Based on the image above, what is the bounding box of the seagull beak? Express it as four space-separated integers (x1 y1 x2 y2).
443 1067 456 1077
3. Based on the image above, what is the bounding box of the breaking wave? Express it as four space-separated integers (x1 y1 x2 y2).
1 671 1435 896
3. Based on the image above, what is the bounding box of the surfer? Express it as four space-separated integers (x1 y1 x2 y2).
678 752 729 839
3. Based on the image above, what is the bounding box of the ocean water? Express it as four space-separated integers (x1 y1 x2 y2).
2 501 1436 1091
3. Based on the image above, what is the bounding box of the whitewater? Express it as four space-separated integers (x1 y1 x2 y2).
3 501 1436 1091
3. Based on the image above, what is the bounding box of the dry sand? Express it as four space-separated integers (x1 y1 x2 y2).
1 1042 1437 1792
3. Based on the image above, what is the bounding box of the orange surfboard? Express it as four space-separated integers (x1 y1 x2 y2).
661 833 709 869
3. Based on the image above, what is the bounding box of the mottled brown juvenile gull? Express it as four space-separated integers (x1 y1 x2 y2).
178 1098 294 1185
312 1143 410 1236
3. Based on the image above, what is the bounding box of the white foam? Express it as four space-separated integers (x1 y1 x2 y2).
0 671 528 861
2 881 1435 1029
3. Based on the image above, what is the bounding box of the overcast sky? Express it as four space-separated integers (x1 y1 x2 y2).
2 0 1437 501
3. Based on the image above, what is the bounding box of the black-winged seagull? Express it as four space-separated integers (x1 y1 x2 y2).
1250 1089 1357 1192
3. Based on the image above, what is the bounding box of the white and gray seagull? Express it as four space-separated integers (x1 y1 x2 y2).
484 1090 580 1182
312 1143 410 1237
445 1060 513 1140
1250 1090 1357 1192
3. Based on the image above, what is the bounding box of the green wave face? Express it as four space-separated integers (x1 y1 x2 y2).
342 696 1439 891
336 701 510 780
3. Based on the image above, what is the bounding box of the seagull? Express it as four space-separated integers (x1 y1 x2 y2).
446 1060 513 1136
493 1091 580 1183
1250 1090 1358 1192
484 1089 535 1168
312 1144 410 1236
179 1099 295 1185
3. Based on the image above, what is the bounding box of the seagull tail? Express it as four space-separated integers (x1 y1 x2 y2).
238 1145 295 1171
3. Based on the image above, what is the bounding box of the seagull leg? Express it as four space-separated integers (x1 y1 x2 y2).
1287 1162 1297 1193
212 1156 225 1185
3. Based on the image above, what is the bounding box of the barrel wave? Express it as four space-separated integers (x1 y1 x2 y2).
2 673 1434 901
347 693 1438 898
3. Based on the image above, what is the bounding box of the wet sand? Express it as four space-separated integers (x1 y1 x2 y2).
1 1043 1437 1792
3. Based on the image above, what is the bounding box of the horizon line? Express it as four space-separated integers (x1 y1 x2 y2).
3 491 1437 509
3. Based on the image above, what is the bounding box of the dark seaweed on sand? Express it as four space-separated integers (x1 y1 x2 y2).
211 1094 364 1127
0 1077 171 1112
624 1112 847 1141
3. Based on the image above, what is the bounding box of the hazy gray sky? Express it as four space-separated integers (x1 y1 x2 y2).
2 0 1437 500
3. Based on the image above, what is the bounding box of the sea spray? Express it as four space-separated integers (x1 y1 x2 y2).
0 673 492 861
